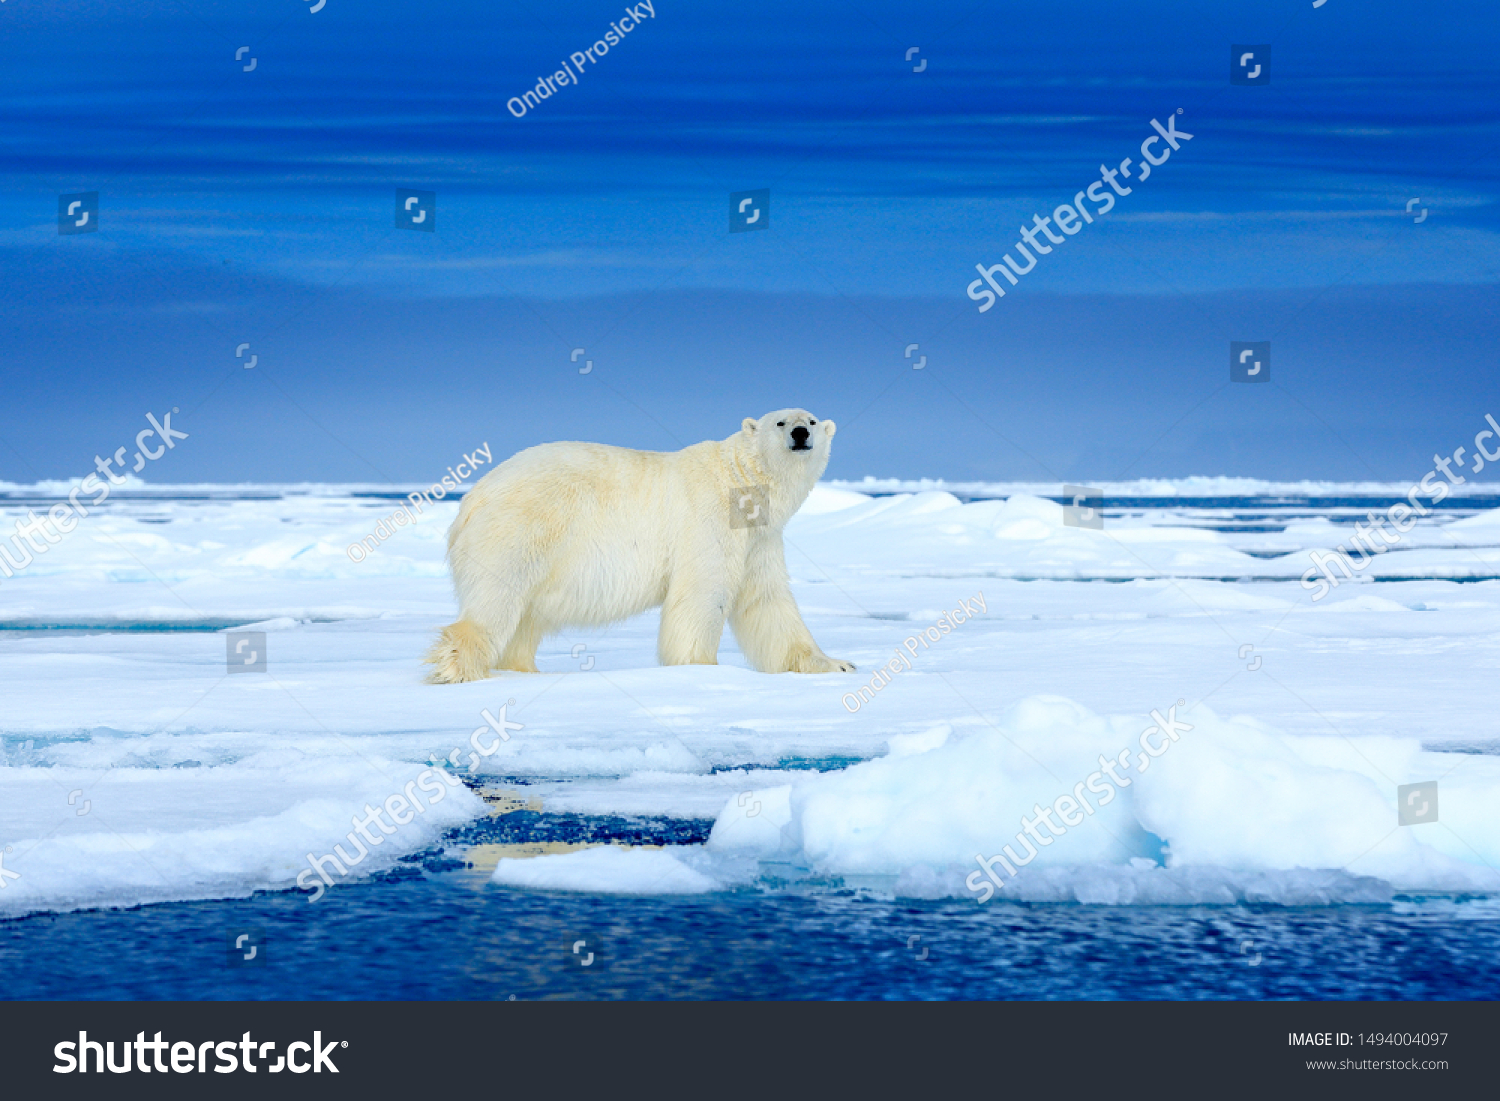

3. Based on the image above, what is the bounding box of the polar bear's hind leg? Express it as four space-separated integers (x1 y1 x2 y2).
496 611 544 673
426 521 544 682
424 618 499 684
426 563 534 682
657 582 727 666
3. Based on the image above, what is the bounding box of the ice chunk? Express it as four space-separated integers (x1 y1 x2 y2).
491 844 717 894
709 695 1500 896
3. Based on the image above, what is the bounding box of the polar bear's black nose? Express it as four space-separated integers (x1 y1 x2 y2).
790 425 811 449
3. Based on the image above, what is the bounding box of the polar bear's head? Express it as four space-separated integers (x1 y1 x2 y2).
742 408 836 464
725 409 835 522
738 408 836 504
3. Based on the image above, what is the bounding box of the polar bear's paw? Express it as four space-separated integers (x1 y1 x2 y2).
424 620 494 684
790 652 856 674
819 657 858 674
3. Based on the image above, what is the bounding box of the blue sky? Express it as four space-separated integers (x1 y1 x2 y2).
1 0 1496 483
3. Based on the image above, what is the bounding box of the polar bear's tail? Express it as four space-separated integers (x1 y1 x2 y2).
424 618 494 684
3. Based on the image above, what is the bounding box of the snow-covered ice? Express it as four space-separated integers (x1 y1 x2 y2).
2 479 1498 913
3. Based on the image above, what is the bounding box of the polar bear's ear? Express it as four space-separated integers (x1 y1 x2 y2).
823 419 837 438
742 417 758 434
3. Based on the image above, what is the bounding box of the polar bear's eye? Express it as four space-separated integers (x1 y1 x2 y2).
776 421 785 427
809 419 816 424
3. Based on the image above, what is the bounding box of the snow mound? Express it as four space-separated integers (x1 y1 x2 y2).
799 485 871 515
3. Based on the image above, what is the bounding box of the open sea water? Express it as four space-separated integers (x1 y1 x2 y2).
6 867 1499 1000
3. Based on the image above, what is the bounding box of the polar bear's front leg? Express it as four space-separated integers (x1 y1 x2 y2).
729 540 855 674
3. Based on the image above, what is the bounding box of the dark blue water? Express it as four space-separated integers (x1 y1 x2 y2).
4 874 1497 1000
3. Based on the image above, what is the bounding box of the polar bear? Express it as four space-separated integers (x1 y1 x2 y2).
424 409 856 683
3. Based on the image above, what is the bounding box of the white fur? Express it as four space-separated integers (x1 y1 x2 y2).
424 408 856 683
